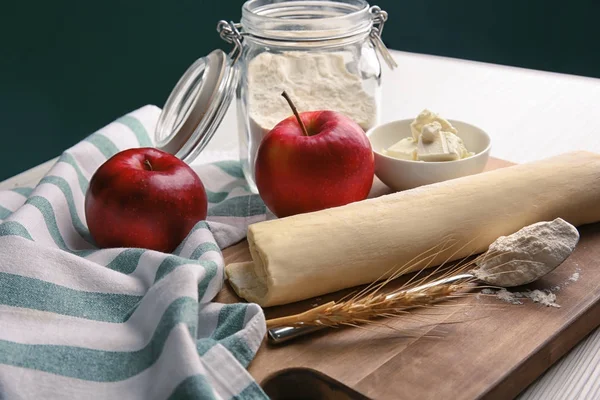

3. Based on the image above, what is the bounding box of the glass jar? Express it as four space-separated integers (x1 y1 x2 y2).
233 0 394 192
154 0 396 193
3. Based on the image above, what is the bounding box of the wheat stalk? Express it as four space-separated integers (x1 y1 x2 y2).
264 231 538 331
266 237 495 330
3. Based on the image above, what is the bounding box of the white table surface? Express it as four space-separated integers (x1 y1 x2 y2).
2 49 600 399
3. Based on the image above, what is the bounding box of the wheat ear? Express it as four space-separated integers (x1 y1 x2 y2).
266 239 489 329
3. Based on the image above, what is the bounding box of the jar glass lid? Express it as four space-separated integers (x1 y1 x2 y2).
155 49 238 163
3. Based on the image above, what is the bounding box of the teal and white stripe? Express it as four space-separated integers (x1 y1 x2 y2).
0 105 268 399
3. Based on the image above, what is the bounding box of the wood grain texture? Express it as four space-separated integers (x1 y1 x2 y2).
217 158 600 399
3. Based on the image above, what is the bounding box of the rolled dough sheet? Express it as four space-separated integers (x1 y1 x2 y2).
226 151 600 307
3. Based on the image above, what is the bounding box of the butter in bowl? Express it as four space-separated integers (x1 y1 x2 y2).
366 110 492 191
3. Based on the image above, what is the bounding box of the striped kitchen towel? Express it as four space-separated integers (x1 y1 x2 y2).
0 105 269 399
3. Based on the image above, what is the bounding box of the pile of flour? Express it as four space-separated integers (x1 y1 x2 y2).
474 218 580 287
482 288 561 308
475 218 582 309
246 51 378 138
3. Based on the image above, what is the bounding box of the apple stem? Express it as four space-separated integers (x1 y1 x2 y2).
281 91 309 137
144 159 153 171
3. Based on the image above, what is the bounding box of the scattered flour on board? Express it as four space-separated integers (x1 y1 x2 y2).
569 272 580 282
547 268 582 293
483 288 560 308
496 289 524 305
478 265 581 307
525 290 560 308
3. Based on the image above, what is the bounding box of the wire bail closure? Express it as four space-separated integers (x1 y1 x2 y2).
369 6 398 69
217 4 397 69
217 21 244 64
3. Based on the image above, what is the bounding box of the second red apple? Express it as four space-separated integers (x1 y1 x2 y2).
85 148 208 253
255 91 374 218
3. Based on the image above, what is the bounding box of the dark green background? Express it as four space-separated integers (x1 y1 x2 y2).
1 0 598 181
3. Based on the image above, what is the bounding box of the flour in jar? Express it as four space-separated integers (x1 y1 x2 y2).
247 51 378 138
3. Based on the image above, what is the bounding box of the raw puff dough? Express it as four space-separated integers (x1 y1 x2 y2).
226 151 600 307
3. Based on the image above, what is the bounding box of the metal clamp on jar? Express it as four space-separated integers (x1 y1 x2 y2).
155 0 397 192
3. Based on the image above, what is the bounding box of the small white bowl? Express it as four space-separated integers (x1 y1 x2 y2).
366 119 491 191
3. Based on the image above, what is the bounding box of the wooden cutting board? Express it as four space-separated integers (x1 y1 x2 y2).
215 158 600 399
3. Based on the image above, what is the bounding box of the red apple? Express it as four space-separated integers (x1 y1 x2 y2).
255 91 374 218
85 147 208 253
